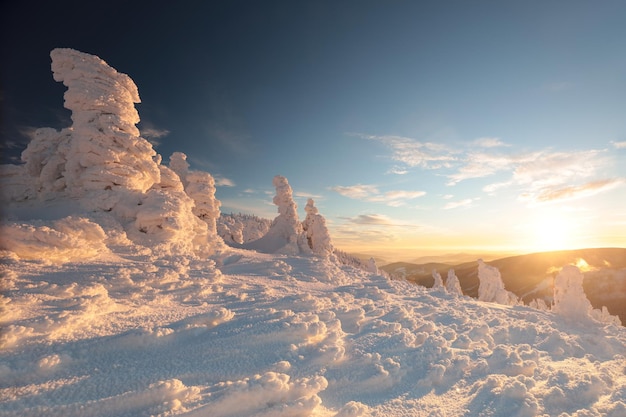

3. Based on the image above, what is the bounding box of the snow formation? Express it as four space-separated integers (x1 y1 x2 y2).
446 268 463 295
432 269 444 291
0 48 221 258
553 265 621 326
243 176 334 257
1 48 625 417
478 259 520 306
302 198 333 257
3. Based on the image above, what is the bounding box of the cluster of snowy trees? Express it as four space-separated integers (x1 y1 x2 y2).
474 259 620 325
0 48 337 260
217 213 272 244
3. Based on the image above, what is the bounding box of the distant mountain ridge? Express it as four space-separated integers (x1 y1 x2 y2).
381 248 626 325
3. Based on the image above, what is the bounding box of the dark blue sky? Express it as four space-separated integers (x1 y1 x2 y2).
2 1 625 255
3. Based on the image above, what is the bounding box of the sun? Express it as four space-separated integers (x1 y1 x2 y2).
531 214 571 252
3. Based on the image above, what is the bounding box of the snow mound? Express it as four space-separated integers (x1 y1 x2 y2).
0 217 106 263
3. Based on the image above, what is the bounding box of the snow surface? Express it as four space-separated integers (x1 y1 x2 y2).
1 48 625 416
2 247 625 417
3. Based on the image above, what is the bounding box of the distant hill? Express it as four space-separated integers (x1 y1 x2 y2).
381 248 626 325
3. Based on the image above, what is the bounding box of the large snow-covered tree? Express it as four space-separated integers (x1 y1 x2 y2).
49 48 161 198
302 198 333 257
445 269 463 296
0 48 224 257
477 259 519 306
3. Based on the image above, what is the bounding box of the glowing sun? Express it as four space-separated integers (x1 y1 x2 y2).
531 214 571 252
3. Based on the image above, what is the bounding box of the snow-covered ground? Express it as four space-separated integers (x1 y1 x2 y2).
1 246 625 417
1 48 625 416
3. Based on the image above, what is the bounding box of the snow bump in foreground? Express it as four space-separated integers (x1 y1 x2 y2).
1 249 625 417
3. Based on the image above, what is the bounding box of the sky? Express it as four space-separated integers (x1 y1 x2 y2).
2 0 626 259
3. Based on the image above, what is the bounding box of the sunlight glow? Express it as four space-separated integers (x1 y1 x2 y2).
532 214 571 252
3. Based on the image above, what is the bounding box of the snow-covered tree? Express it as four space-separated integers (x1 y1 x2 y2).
167 152 221 238
368 257 379 274
432 269 444 291
553 265 621 325
477 259 518 305
244 175 306 255
302 198 333 257
271 175 300 237
217 213 272 244
445 269 463 296
0 48 224 257
169 152 190 186
49 48 161 198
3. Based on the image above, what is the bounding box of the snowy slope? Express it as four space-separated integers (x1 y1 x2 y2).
1 48 625 416
1 247 625 417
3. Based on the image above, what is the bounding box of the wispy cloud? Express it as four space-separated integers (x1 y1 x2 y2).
472 137 511 148
443 198 475 210
520 178 624 204
513 150 607 187
353 133 458 170
139 121 170 146
340 213 420 228
446 152 512 185
331 184 426 207
331 184 379 200
215 176 236 187
345 214 396 225
483 181 511 194
294 191 323 200
354 131 619 205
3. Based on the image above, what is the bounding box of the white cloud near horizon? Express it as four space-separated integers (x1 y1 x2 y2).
294 191 324 200
353 132 619 205
339 213 421 228
520 178 624 205
331 184 426 207
443 198 475 210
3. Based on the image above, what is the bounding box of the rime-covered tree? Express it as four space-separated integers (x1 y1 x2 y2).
169 152 190 186
445 269 463 296
477 259 518 305
302 198 333 257
553 265 620 325
368 257 379 274
49 48 161 199
432 269 444 291
246 175 306 254
0 48 224 256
